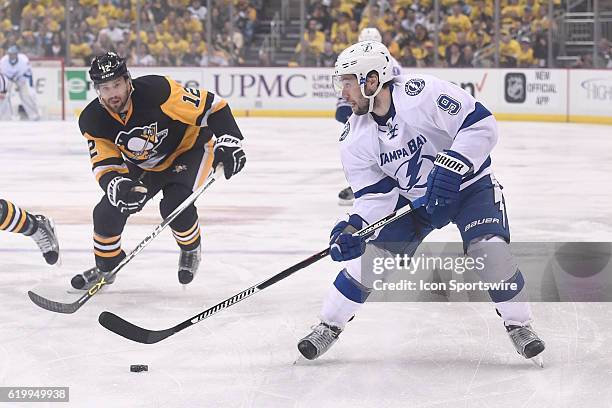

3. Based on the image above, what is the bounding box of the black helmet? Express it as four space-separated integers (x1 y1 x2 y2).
89 52 129 85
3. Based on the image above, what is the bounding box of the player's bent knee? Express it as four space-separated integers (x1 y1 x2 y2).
467 234 525 302
159 184 194 217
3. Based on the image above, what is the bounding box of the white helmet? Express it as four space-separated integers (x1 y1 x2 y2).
358 27 382 42
333 41 394 112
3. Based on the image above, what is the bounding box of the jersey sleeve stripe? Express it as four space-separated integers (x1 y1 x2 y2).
93 164 129 181
354 176 399 199
196 92 214 126
457 102 492 133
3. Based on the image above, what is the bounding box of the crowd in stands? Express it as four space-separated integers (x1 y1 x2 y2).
1 0 260 66
0 0 611 69
293 0 569 68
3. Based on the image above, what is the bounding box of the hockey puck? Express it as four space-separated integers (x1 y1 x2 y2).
130 364 148 373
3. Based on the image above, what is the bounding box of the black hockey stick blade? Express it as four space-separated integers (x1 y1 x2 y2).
99 203 417 343
99 311 175 344
28 290 81 314
28 275 110 314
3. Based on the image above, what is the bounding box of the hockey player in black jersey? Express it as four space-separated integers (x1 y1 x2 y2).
71 52 246 289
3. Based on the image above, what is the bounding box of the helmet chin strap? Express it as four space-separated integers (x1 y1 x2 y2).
361 82 384 113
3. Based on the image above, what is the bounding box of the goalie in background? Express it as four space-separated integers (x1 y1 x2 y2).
0 199 60 265
0 45 40 121
71 52 246 290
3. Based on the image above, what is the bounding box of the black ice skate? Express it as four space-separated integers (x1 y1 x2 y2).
506 323 546 368
298 322 342 360
70 267 115 290
30 215 60 265
70 250 125 290
338 186 354 206
178 244 201 284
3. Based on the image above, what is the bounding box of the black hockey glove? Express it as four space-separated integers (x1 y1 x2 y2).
107 176 148 215
212 135 246 180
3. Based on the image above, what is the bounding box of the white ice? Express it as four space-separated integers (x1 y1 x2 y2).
0 119 611 408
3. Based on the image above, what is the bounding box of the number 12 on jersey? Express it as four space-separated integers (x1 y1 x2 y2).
182 87 201 108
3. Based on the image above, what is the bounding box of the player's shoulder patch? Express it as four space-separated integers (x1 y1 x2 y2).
405 78 425 96
339 121 350 141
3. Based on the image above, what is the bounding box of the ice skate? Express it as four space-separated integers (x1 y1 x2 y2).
506 323 546 368
178 244 201 285
30 215 60 265
70 250 125 290
298 322 342 360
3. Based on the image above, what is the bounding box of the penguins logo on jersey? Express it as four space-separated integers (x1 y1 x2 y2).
115 122 168 161
405 78 425 96
339 122 350 141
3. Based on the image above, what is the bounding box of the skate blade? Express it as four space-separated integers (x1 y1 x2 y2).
530 355 544 368
292 354 308 365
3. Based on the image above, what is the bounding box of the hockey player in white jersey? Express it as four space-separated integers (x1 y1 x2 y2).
0 72 10 120
299 41 545 365
336 28 402 206
0 46 40 121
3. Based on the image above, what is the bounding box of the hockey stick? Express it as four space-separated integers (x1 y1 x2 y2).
27 172 217 314
98 203 417 344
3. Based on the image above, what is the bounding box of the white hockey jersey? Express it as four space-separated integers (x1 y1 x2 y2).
340 74 498 224
0 54 33 83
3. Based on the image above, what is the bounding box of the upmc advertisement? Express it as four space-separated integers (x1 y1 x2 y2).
52 67 612 124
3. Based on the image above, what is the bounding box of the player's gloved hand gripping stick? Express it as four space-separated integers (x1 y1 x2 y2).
27 170 219 314
98 202 419 344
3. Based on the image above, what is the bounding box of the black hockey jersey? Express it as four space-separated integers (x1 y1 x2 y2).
79 75 243 191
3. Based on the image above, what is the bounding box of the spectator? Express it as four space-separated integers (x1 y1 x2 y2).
292 38 319 67
318 41 337 67
461 45 475 67
332 30 350 54
398 44 416 67
98 19 125 45
331 12 351 41
446 43 463 67
438 22 457 59
517 36 535 67
296 19 326 56
532 32 549 67
188 0 207 21
181 42 201 66
44 32 65 58
19 31 43 57
573 53 593 69
595 38 612 68
499 30 520 67
447 4 471 33
382 30 400 59
86 7 108 32
235 0 256 45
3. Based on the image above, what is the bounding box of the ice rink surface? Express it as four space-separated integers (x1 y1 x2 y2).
1 118 611 408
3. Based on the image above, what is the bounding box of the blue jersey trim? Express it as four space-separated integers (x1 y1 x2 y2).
458 102 492 133
354 176 398 199
333 269 371 304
